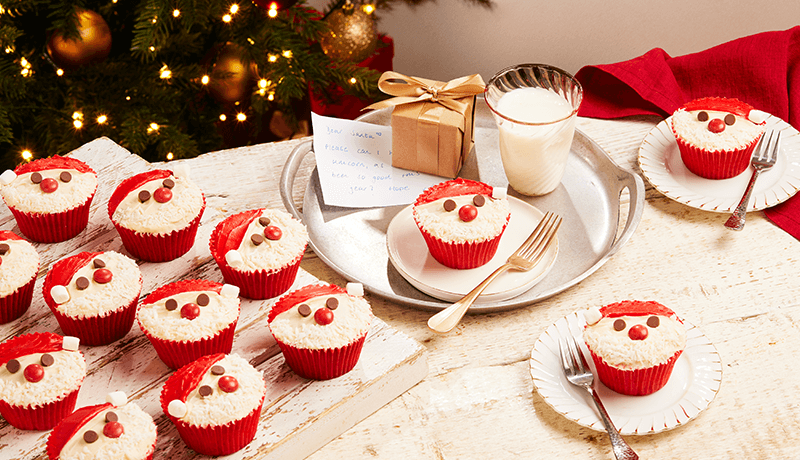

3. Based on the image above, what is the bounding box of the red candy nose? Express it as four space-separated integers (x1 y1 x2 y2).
628 324 648 340
708 118 726 133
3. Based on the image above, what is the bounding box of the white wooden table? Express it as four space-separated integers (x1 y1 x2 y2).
3 113 800 459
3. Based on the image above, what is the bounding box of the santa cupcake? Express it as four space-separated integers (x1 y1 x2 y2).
46 391 157 460
43 251 142 346
0 231 39 324
583 300 686 396
137 279 241 369
161 353 266 456
0 332 85 430
412 178 510 269
108 164 205 262
0 156 97 243
268 283 372 380
209 208 308 299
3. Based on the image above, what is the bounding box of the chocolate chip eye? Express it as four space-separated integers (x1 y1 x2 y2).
138 190 151 203
165 299 178 311
93 258 106 269
60 171 72 183
6 358 20 374
0 243 9 255
647 316 660 328
210 365 226 376
196 293 210 306
443 199 456 212
76 276 90 290
724 114 736 126
472 194 485 207
258 216 271 227
40 353 54 367
105 411 118 423
198 385 214 397
697 111 709 122
298 303 312 317
83 430 99 443
325 297 339 310
251 233 264 246
30 172 43 184
613 319 626 331
162 178 175 189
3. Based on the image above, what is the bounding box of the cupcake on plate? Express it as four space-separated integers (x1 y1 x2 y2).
137 279 241 369
0 332 85 430
0 156 97 243
670 97 767 179
108 164 205 262
209 208 308 299
0 231 39 324
43 251 142 346
161 353 266 456
268 283 372 380
46 391 157 460
583 300 686 396
412 178 510 269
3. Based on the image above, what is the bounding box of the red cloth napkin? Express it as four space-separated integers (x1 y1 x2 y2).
575 26 800 239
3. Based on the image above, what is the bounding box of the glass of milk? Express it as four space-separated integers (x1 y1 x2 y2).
485 64 583 196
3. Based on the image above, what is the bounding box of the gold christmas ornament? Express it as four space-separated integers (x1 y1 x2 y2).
208 43 256 104
320 2 378 62
46 9 112 68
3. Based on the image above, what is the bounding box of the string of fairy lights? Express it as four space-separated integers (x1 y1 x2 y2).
4 1 377 162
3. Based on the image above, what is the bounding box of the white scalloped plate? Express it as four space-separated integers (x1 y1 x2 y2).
638 114 800 213
530 311 722 435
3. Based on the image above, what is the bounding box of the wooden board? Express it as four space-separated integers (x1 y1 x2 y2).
0 138 428 460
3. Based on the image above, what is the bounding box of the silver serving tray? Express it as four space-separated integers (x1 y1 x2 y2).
280 98 645 313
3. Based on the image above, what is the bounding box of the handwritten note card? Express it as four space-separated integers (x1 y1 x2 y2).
311 112 443 208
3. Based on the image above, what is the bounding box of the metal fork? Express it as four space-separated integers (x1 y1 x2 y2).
724 130 781 230
559 333 638 460
427 212 562 333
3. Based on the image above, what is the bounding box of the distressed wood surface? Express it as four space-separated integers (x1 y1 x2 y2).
3 109 800 460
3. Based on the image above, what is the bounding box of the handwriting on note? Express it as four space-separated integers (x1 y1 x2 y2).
311 112 443 208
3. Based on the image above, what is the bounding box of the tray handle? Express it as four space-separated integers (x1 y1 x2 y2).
607 166 645 258
280 137 314 222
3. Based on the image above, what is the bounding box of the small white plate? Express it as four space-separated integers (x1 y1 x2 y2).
638 114 800 213
386 197 558 303
530 311 722 435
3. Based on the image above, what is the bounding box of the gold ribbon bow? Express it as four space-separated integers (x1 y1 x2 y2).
364 71 486 114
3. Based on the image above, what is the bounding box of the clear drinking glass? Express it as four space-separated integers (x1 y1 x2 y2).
485 64 583 196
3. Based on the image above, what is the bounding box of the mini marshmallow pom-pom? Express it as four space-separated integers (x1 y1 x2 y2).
584 307 603 326
346 282 364 296
51 285 71 304
62 336 80 351
225 250 244 268
749 110 769 124
0 170 17 186
172 163 191 179
220 284 240 298
106 391 128 407
491 186 507 200
168 399 187 418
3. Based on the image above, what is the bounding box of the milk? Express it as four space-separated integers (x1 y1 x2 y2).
494 87 577 196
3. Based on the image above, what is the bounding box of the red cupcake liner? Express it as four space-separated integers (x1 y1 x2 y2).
417 227 505 269
275 332 368 380
112 205 204 262
7 193 94 243
672 122 762 180
141 319 237 369
217 252 303 300
588 348 683 396
0 386 81 431
167 395 264 456
48 296 139 346
0 274 36 324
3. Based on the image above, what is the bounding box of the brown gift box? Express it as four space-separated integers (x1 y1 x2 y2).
364 72 486 178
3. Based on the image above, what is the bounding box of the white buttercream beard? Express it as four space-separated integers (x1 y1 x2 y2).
269 293 372 350
0 239 39 297
0 350 85 407
137 290 239 341
414 194 510 243
0 169 96 214
583 315 686 369
58 402 157 460
232 209 308 273
56 252 141 319
672 109 764 150
112 175 204 235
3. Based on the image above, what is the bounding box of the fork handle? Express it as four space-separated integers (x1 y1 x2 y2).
427 262 513 333
584 386 639 460
724 167 763 231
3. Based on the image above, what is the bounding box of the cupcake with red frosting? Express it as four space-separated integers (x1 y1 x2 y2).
46 391 157 460
583 300 686 396
0 332 85 430
43 251 142 346
268 283 372 380
209 208 308 299
670 97 767 179
0 231 39 324
161 353 266 456
108 164 205 262
0 156 97 243
137 279 241 369
412 178 510 269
